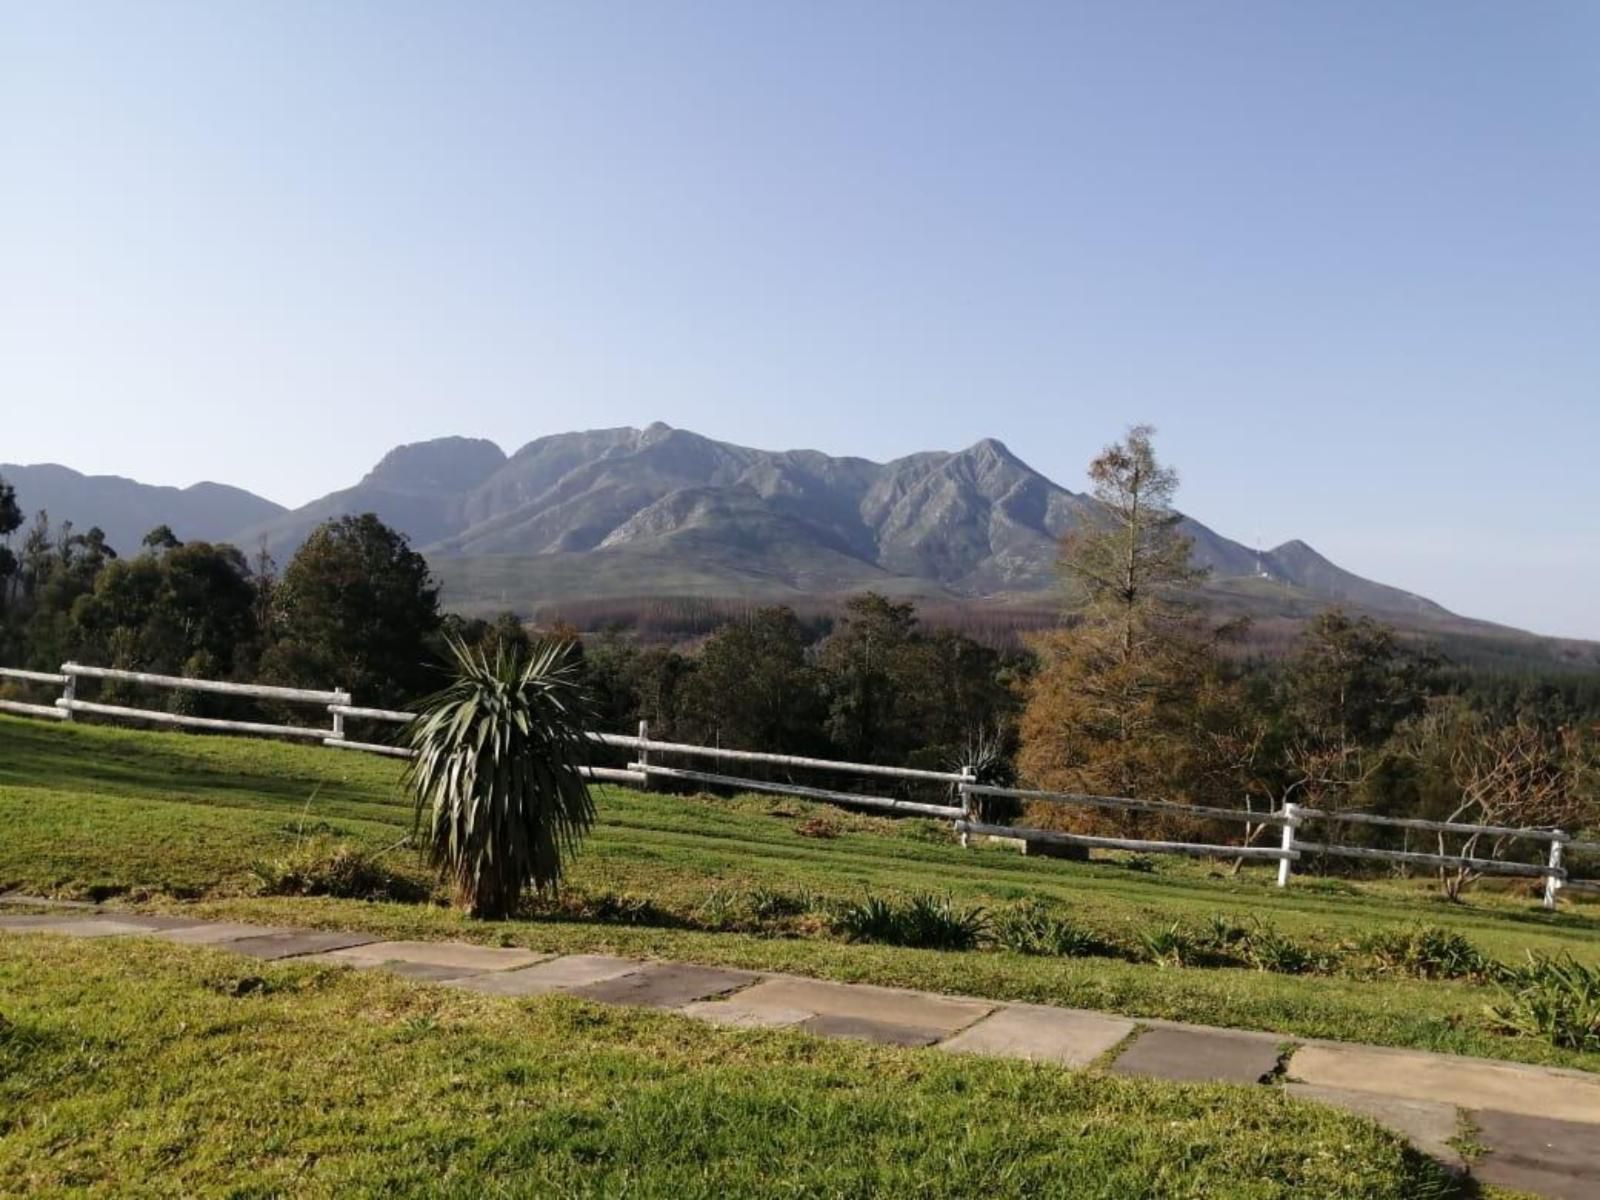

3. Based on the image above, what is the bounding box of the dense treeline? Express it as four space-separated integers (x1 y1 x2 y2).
2 451 1597 896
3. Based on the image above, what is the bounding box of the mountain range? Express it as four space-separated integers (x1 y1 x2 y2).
4 424 1585 660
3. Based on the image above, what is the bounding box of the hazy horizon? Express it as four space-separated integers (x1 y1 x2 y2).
4 3 1597 638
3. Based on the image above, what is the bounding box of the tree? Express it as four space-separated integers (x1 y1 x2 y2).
141 525 182 553
260 514 441 707
679 606 825 753
69 540 259 684
404 636 596 918
1278 609 1435 812
817 593 922 763
0 475 21 616
1018 426 1239 812
1061 424 1204 661
1402 698 1594 900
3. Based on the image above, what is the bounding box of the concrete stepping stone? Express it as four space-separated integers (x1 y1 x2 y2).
938 1004 1136 1067
222 929 380 960
1471 1109 1600 1200
680 999 814 1030
799 1013 944 1047
569 963 757 1009
149 922 296 945
0 893 99 910
1286 1084 1465 1172
1290 1043 1600 1125
447 954 643 997
0 915 169 938
732 976 994 1038
1111 1025 1283 1085
308 940 550 974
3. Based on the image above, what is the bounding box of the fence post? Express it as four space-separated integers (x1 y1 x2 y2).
1544 832 1567 911
330 689 350 742
1276 802 1298 888
637 719 650 790
957 769 977 848
60 664 76 722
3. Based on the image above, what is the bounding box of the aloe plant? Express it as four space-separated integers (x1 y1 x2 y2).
404 635 595 918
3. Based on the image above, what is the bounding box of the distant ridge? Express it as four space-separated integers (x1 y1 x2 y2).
218 423 1451 622
25 425 1582 653
0 462 285 554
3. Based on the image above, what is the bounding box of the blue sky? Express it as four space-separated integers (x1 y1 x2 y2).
2 2 1596 638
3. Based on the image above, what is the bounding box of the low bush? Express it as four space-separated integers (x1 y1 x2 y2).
745 885 815 920
831 893 988 951
1138 922 1198 969
1360 926 1498 982
1241 923 1325 975
251 841 428 903
991 900 1119 958
1487 954 1600 1051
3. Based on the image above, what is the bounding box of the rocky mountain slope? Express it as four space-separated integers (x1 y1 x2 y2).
223 422 1447 619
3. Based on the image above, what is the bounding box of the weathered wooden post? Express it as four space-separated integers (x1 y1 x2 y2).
957 769 977 848
60 663 76 722
636 719 650 790
1544 832 1567 911
1276 802 1299 888
330 688 350 742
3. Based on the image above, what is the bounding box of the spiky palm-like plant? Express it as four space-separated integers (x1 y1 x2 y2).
404 635 596 918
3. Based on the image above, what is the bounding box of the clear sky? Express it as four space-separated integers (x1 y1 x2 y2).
2 2 1596 638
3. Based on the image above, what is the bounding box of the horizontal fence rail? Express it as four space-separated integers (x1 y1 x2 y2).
2 658 1595 907
0 667 71 720
635 763 964 819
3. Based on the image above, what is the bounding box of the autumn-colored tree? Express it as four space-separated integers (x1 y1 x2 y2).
1401 698 1595 900
1018 426 1243 822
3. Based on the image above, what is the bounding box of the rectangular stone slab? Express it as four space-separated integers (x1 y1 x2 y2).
1111 1025 1283 1085
150 922 295 945
1470 1109 1600 1200
938 1004 1136 1067
799 1013 942 1047
0 915 87 931
222 930 380 960
568 963 756 1009
312 940 550 973
0 916 161 938
680 1000 814 1030
1291 1043 1600 1125
732 976 993 1037
447 954 643 996
1286 1084 1465 1170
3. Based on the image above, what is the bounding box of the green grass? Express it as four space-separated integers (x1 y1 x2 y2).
0 936 1467 1198
4 714 1599 1074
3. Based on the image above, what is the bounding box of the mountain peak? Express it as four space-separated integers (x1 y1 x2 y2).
362 437 507 494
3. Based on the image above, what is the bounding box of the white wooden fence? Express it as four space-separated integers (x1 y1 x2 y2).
956 783 1600 910
3 662 1595 906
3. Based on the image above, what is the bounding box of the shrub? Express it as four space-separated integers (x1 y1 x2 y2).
992 900 1119 958
404 636 596 918
1487 954 1600 1051
1199 914 1249 951
831 893 987 951
745 886 814 920
1241 923 1323 975
564 890 677 927
1139 921 1198 969
251 841 428 903
1360 925 1498 982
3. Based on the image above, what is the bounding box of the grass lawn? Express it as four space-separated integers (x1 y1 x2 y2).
0 936 1470 1198
3 714 1599 1075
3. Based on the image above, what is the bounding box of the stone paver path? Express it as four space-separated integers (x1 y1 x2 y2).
5 900 1599 1197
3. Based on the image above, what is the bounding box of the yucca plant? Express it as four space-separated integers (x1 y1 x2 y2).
404 635 596 919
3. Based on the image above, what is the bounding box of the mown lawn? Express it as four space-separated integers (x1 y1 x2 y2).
3 714 1598 1073
0 936 1468 1199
